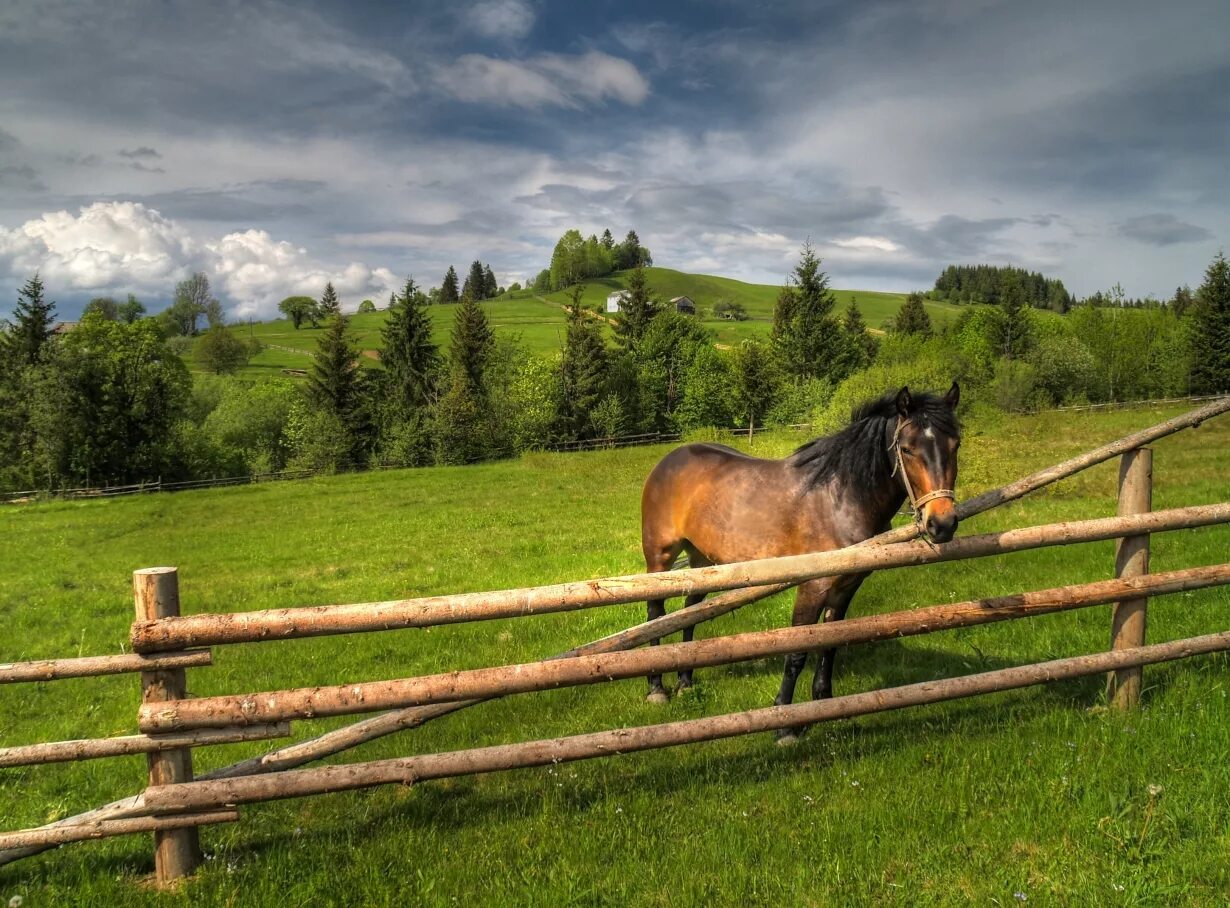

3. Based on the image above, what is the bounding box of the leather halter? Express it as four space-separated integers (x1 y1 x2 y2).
889 417 955 524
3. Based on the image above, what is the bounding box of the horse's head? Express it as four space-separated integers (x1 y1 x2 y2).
892 382 961 543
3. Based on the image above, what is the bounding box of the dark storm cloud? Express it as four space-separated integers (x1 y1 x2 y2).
1117 214 1213 247
0 0 1227 309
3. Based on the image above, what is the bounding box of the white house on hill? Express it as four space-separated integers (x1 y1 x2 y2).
606 291 629 313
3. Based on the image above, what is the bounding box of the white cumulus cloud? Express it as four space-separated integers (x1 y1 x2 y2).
0 202 398 319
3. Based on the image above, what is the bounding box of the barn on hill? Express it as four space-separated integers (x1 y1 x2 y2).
606 291 628 313
671 296 696 314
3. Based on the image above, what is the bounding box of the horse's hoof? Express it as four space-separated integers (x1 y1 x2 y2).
674 681 693 694
645 690 670 705
775 732 800 747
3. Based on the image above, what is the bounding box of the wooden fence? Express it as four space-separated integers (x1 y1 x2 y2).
2 396 1229 887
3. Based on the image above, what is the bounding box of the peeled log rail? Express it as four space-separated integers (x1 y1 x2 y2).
139 563 1230 732
0 649 212 683
0 723 291 768
0 812 238 850
131 502 1230 654
140 630 1230 813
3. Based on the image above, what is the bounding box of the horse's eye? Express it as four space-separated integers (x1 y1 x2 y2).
900 447 914 457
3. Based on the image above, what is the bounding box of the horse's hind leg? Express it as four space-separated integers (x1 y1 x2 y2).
674 549 710 691
643 541 683 704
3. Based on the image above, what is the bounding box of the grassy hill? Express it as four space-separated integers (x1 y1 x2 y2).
198 268 964 379
2 404 1229 904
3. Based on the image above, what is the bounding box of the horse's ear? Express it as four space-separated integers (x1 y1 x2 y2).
945 381 960 410
895 386 911 417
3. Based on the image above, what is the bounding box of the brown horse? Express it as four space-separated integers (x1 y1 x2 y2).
639 384 961 736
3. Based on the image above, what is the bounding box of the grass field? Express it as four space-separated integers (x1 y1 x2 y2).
193 268 964 379
2 404 1229 905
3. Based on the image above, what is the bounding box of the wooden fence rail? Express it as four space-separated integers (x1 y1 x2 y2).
137 631 1230 814
0 650 212 683
136 564 1230 733
0 724 291 768
131 502 1230 652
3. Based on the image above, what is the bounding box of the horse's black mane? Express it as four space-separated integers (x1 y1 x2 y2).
791 389 959 494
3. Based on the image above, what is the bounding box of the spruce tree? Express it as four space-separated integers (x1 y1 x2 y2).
893 292 933 336
7 273 57 366
464 260 486 301
772 242 840 380
612 262 660 353
732 338 780 437
307 311 361 421
380 277 439 413
600 228 615 250
993 270 1033 359
435 296 495 464
440 266 460 304
836 299 877 376
1190 252 1230 393
318 281 341 319
557 287 610 440
483 264 499 299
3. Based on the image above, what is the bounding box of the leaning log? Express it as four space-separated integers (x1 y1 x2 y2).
139 630 1230 812
0 650 212 683
139 564 1230 731
0 723 291 768
131 502 1230 653
0 812 238 850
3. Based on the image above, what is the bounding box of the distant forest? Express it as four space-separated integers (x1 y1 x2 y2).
929 265 1075 312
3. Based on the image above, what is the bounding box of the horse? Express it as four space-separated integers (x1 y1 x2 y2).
639 383 962 737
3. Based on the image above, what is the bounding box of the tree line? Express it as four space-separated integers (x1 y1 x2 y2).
1 248 1227 493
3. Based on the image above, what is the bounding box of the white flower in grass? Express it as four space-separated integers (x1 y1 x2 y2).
10 896 25 908
1014 892 1027 902
1147 783 1163 797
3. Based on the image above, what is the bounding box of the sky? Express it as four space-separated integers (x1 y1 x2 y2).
1 0 1227 320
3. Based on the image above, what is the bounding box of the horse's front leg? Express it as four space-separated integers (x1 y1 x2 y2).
774 579 830 744
810 573 869 702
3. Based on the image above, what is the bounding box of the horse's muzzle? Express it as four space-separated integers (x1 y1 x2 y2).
924 512 958 544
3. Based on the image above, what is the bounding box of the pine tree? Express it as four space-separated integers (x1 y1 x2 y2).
993 270 1033 359
440 266 460 304
6 273 57 366
1190 252 1230 393
307 311 361 421
893 292 933 336
435 296 495 464
1172 285 1195 318
483 264 499 299
318 282 341 319
772 242 840 380
837 299 877 376
612 262 660 353
463 260 486 301
380 277 439 413
732 338 780 437
556 287 610 440
600 228 615 250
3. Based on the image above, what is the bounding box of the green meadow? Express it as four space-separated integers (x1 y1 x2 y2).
1 404 1228 905
194 268 963 378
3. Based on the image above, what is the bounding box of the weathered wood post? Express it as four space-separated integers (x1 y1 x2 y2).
134 567 202 884
1108 448 1152 708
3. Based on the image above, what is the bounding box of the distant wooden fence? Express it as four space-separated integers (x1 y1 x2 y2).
2 396 1229 886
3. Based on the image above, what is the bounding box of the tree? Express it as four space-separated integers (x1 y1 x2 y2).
358 299 376 313
616 230 649 269
674 345 735 431
26 315 190 486
713 299 748 321
380 277 439 414
731 339 780 436
600 228 615 250
612 262 660 353
196 325 253 374
435 295 496 464
84 297 119 321
6 273 57 366
278 295 318 329
532 269 552 293
117 294 146 324
441 266 460 304
318 282 341 319
556 287 610 440
483 264 499 300
1190 252 1230 393
992 270 1034 359
836 299 877 375
1172 285 1195 318
893 293 933 336
549 230 586 289
463 260 486 301
772 242 841 381
170 272 217 336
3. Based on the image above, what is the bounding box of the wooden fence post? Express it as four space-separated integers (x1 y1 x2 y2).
134 568 202 884
1108 448 1152 708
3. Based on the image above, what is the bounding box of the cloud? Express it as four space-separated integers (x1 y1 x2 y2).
0 164 46 191
118 146 162 160
435 51 649 108
0 202 397 318
1117 214 1212 247
469 0 535 39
